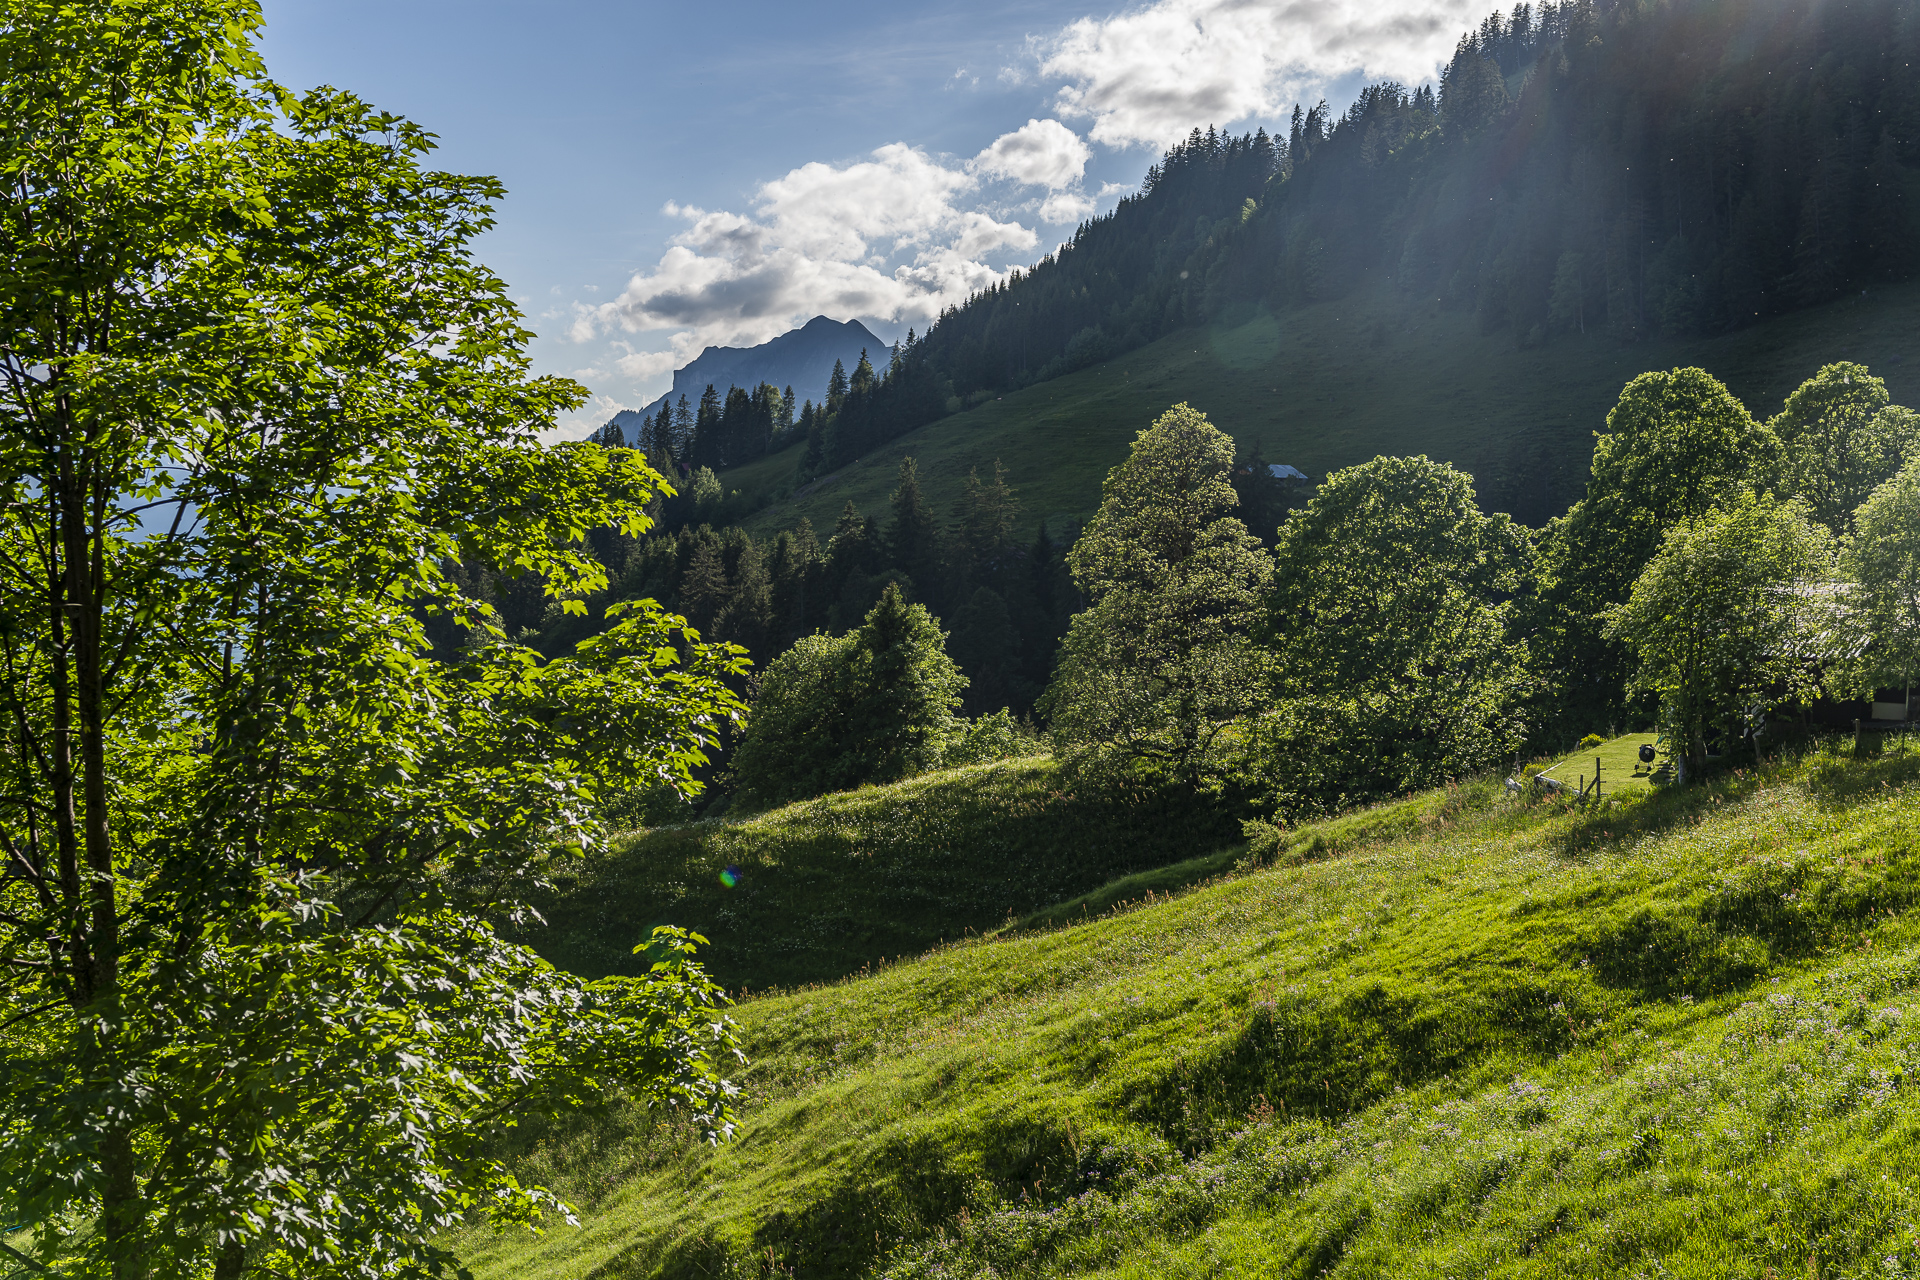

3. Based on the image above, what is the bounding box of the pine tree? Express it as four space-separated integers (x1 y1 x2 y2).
825 359 849 415
1548 251 1586 334
677 538 730 632
778 384 796 436
713 539 774 654
886 456 941 598
799 400 824 478
672 394 694 466
647 402 675 464
950 586 1019 716
769 519 821 644
950 460 1018 586
719 385 753 467
687 383 723 469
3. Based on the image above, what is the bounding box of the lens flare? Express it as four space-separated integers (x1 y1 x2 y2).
719 865 741 888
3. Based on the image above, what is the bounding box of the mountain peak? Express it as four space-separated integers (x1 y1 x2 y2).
617 317 894 427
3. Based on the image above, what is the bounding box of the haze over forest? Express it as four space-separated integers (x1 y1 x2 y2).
6 1 1920 1278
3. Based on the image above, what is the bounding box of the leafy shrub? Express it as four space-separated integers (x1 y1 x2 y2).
946 708 1044 767
730 584 966 809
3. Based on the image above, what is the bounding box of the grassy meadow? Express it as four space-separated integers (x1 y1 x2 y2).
464 733 1920 1279
514 758 1242 992
719 279 1920 537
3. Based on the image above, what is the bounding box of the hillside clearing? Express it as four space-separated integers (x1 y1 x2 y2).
718 279 1920 540
464 737 1920 1280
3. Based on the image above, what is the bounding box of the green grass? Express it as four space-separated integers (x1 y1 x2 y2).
1537 733 1664 797
719 279 1920 538
462 737 1920 1279
513 756 1242 992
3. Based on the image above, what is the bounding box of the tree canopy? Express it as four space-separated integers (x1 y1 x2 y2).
1042 404 1271 784
1260 455 1533 810
0 4 745 1275
729 584 967 809
1840 454 1920 698
1606 494 1833 774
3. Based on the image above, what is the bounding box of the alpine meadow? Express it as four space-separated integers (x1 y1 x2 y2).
3 0 1920 1278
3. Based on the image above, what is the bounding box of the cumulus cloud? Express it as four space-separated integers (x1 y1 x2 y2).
1037 190 1098 224
574 143 1038 361
972 118 1092 190
1039 0 1482 148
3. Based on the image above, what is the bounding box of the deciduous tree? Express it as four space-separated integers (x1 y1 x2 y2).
1041 404 1271 784
1258 456 1533 812
1839 454 1920 700
1769 361 1920 534
0 5 745 1275
1605 494 1833 776
730 584 965 808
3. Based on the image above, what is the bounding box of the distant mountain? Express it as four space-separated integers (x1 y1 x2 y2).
608 317 891 438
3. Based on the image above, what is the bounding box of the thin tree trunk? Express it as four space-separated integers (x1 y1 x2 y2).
211 1238 245 1280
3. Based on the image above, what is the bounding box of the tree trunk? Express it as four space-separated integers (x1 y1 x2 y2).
100 1128 143 1280
211 1237 246 1280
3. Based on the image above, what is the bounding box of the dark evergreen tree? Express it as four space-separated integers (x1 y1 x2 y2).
885 456 942 599
825 359 849 415
799 400 824 478
713 539 774 654
686 383 724 469
768 518 821 646
949 461 1018 588
672 393 695 466
678 537 730 633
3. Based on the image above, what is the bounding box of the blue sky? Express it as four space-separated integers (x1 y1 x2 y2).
260 0 1485 437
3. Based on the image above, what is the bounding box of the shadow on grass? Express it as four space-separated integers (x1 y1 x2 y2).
1804 740 1920 810
1001 845 1245 936
1551 759 1775 857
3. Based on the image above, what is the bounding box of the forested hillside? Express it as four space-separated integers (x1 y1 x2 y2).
914 0 1919 404
551 0 1920 737
599 0 1918 488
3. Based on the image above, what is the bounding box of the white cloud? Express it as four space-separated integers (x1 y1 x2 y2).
573 143 1035 364
1038 0 1481 148
1038 190 1098 224
972 118 1091 190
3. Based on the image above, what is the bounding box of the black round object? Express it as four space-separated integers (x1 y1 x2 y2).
1638 743 1656 764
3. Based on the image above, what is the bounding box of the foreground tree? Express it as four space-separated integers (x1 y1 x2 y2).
0 5 745 1276
1041 404 1271 784
1258 456 1533 812
729 584 966 808
1605 494 1833 777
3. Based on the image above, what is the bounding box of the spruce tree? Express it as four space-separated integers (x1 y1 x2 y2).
950 461 1019 586
825 359 849 415
769 519 821 644
713 539 774 653
887 457 942 598
677 538 731 632
688 383 723 469
673 393 695 463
